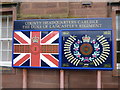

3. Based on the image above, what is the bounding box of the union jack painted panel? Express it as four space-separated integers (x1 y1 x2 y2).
13 30 59 68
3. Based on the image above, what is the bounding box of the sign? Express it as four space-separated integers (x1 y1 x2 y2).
61 30 113 69
12 18 114 70
13 30 59 68
14 18 112 30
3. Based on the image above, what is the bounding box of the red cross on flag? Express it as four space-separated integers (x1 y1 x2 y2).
13 31 59 67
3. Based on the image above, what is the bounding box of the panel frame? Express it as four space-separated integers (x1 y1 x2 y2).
12 18 114 70
60 29 114 70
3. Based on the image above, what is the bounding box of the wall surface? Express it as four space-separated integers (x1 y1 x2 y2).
19 2 108 19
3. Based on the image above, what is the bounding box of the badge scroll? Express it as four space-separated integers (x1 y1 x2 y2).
64 35 110 67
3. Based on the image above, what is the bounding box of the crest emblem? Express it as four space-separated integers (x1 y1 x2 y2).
63 34 110 67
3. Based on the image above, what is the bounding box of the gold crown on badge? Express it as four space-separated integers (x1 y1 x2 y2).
82 35 90 42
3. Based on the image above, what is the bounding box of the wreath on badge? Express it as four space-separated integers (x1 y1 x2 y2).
64 35 110 67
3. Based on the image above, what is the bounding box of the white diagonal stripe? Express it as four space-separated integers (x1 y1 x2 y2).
41 54 57 67
15 32 31 44
97 35 103 40
13 53 27 64
45 33 59 44
93 60 97 66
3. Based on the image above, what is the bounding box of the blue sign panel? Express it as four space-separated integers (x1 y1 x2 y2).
61 30 113 70
12 18 114 70
14 18 112 30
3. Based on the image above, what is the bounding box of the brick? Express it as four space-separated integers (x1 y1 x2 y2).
32 2 57 9
32 2 48 8
102 83 118 88
47 2 58 8
28 83 59 88
102 71 118 84
102 71 113 76
46 8 68 14
69 9 76 16
69 2 81 9
86 15 107 18
20 3 31 10
58 2 69 7
69 2 107 10
28 69 59 76
92 2 107 8
21 9 46 15
69 76 96 84
75 9 107 16
102 76 118 83
65 71 69 88
2 74 22 88
27 70 59 88
42 75 59 83
42 69 59 76
69 6 107 17
69 82 97 88
68 70 97 76
28 69 43 76
28 72 59 88
65 70 97 88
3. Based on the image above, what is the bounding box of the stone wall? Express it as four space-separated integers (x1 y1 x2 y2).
19 2 108 19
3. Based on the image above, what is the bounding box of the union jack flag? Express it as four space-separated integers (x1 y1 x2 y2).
13 31 59 68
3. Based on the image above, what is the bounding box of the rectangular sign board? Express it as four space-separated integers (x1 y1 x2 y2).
12 18 114 70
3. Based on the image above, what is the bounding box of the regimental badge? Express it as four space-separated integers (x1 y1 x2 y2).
62 31 112 68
